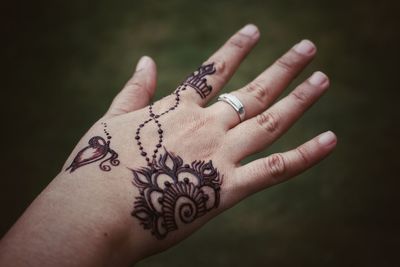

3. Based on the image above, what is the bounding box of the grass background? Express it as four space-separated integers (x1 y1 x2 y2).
1 0 399 266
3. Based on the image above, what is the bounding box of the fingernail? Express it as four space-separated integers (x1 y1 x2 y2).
239 24 259 36
136 56 150 71
318 131 336 146
309 71 328 86
294 39 315 55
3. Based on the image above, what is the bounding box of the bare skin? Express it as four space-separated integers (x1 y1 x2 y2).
0 24 337 267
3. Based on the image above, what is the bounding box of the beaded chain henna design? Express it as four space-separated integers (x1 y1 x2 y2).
134 85 185 166
134 63 216 165
65 122 120 173
132 63 222 239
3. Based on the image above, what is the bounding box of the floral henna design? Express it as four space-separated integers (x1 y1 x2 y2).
183 63 216 98
132 63 219 238
65 122 120 173
131 149 222 239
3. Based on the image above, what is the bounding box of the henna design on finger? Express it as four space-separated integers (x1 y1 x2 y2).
183 63 216 99
65 122 120 173
131 149 222 239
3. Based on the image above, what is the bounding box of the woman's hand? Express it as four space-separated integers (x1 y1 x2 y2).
0 24 336 267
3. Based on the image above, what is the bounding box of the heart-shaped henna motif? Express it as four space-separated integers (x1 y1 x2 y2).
65 123 120 173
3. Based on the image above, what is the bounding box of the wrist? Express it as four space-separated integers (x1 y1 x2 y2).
52 171 143 266
0 170 143 267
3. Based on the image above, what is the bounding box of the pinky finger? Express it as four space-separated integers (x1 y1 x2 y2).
232 131 337 200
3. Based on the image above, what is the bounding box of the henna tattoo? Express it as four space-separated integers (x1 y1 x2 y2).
135 85 186 166
131 149 222 239
132 63 220 238
183 63 216 98
65 122 120 173
134 63 216 166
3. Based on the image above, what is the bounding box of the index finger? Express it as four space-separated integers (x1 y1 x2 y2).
180 24 260 106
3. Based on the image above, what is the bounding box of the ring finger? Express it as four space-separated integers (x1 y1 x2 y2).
225 71 330 163
208 39 316 129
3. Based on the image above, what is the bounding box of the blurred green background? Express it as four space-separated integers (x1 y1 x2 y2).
1 0 399 266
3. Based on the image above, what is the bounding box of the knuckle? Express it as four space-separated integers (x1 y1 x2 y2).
290 90 309 106
264 153 286 178
256 111 279 133
212 59 228 78
126 80 143 89
228 33 252 49
295 146 310 166
275 53 298 73
243 81 269 105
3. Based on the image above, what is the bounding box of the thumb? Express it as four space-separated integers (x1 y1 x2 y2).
104 56 157 118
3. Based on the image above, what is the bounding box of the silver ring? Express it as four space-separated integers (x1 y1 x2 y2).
217 93 246 122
